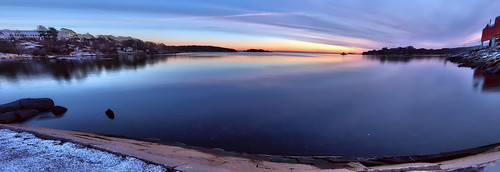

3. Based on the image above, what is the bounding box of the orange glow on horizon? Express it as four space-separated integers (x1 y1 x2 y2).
254 40 368 53
155 38 368 54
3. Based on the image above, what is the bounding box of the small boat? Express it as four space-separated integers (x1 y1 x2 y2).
341 52 347 55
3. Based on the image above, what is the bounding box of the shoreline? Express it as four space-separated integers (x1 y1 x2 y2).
2 124 500 171
447 46 500 74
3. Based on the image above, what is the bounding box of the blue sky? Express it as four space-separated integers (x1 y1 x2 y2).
1 0 499 52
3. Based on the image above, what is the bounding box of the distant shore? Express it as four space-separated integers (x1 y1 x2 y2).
0 27 241 59
245 49 271 52
362 46 477 56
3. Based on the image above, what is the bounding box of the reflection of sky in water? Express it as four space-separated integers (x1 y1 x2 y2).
1 53 371 90
1 53 500 158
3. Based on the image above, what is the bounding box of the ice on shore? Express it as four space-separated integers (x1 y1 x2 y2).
0 129 166 171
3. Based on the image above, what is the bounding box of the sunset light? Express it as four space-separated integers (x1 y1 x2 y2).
3 1 500 171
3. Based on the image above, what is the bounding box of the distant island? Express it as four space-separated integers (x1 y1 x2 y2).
169 45 237 53
0 26 237 58
244 49 271 52
362 46 477 56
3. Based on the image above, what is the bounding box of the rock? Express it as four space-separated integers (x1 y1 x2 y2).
51 106 68 115
0 100 21 113
484 67 497 74
0 112 18 123
19 98 54 111
15 109 40 120
105 109 115 119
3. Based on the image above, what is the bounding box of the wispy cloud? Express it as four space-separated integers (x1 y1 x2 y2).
121 12 303 23
1 0 500 51
205 12 302 19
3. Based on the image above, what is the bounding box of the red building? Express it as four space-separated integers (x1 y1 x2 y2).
482 16 500 47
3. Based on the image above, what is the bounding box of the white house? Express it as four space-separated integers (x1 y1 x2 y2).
0 30 68 40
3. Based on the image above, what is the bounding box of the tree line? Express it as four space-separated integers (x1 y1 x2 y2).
1 25 238 56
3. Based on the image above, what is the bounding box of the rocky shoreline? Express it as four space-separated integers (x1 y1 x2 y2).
363 46 477 56
447 45 500 74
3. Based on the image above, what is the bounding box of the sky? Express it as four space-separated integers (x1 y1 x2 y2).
1 0 499 53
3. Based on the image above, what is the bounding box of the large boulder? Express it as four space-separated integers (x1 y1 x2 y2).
19 98 54 111
16 109 40 120
0 100 21 113
0 112 18 124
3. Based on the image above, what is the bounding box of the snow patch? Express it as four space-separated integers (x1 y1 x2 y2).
0 129 166 171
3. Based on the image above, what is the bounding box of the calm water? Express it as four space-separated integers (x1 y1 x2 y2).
1 52 500 158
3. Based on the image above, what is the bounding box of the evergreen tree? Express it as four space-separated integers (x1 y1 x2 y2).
36 25 48 39
47 27 58 40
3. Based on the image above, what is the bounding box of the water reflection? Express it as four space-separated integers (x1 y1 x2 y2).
481 161 500 172
363 55 447 63
473 70 500 92
3 53 500 158
35 112 65 121
0 53 319 82
0 54 176 81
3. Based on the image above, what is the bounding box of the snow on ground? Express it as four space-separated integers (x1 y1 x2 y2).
0 129 166 171
19 41 41 49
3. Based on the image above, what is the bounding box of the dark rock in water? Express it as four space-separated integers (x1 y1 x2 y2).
105 109 115 119
51 106 68 115
19 98 55 111
0 112 18 124
0 100 21 113
15 109 40 120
